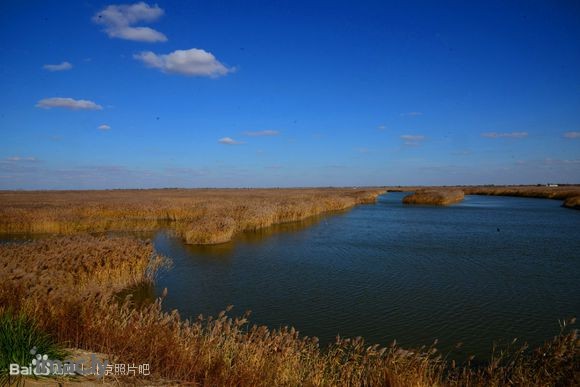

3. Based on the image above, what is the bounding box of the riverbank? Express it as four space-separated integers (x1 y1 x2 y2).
0 188 385 244
1 235 578 386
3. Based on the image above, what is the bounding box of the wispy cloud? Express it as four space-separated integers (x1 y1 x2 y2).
377 125 387 131
93 2 167 42
481 131 528 138
243 130 279 137
43 61 72 72
98 124 111 131
400 134 425 146
35 97 103 110
563 131 580 139
0 157 42 180
163 166 209 176
354 147 370 153
4 156 38 162
324 164 349 169
218 137 244 145
451 150 472 156
134 48 234 77
543 158 580 165
401 112 423 117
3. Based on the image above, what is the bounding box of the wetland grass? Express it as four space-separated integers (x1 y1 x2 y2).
563 196 580 210
402 190 465 206
0 235 578 385
388 185 580 208
0 188 385 245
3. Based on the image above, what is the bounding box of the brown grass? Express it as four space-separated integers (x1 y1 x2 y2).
389 185 580 209
563 196 580 210
0 188 385 244
459 185 580 201
403 190 465 206
1 236 578 386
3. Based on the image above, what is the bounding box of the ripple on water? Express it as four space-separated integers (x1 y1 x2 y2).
153 193 580 358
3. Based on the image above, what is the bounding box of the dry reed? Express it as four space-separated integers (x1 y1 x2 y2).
403 190 465 206
0 188 385 244
0 236 578 386
389 185 580 209
563 196 580 210
459 185 580 201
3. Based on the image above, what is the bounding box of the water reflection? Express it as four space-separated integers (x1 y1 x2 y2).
180 211 347 258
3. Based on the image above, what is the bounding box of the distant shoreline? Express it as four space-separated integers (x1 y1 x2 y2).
1 186 578 244
388 185 580 209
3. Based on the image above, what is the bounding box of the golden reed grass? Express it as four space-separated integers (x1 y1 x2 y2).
0 188 384 244
459 185 580 202
402 190 465 206
563 196 580 210
390 185 580 209
1 236 578 385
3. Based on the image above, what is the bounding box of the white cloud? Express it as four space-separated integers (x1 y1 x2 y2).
43 61 73 72
401 112 423 117
563 131 580 139
35 97 103 110
98 124 111 131
377 125 387 131
112 26 166 42
93 2 167 42
134 48 233 77
481 132 528 138
218 137 244 145
243 130 279 137
400 134 426 146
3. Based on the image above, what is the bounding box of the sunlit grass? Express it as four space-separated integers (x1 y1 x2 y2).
461 185 580 202
403 189 465 205
0 235 578 385
563 195 580 210
0 188 385 244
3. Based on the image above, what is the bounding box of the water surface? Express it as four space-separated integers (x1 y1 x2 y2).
150 193 579 357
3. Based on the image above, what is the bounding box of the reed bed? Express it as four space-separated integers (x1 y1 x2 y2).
0 188 385 244
459 185 580 201
563 196 580 210
402 190 465 206
389 185 580 209
1 236 578 386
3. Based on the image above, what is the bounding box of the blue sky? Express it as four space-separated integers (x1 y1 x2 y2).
1 0 579 189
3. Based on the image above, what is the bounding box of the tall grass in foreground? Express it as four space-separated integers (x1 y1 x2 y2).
0 235 578 385
0 310 68 383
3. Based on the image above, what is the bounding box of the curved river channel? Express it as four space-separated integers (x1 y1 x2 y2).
146 192 580 358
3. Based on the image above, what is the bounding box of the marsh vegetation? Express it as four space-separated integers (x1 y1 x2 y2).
402 190 465 206
0 188 384 244
0 235 578 386
1 188 579 385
